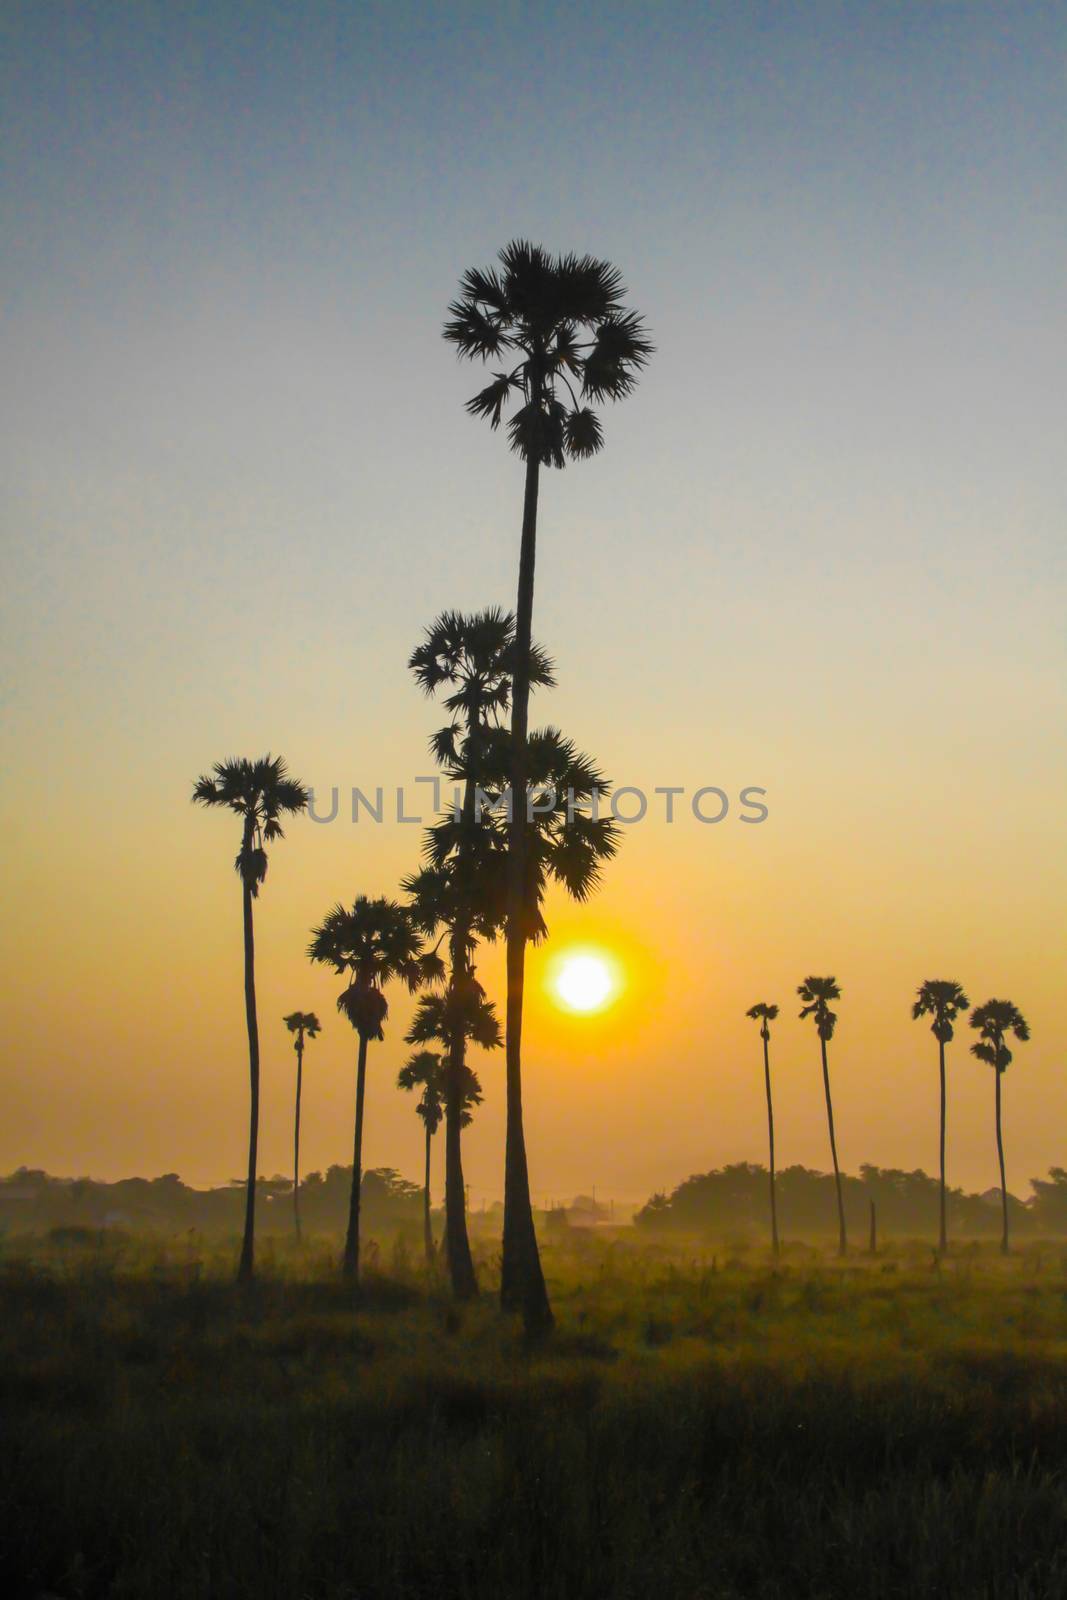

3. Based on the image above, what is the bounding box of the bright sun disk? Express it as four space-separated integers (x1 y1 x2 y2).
553 952 617 1014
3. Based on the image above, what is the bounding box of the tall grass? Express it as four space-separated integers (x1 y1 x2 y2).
4 1229 1067 1598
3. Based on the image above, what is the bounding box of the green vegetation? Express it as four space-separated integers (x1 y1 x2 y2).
5 1229 1067 1599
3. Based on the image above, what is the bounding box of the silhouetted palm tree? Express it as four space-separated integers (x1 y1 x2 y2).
398 1047 482 1267
746 1003 780 1257
970 998 1031 1254
192 755 308 1282
307 897 443 1281
283 1011 321 1240
397 1051 444 1264
408 608 551 1298
912 980 969 1254
445 242 652 1333
798 976 846 1255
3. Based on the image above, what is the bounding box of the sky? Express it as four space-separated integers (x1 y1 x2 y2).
2 0 1065 1207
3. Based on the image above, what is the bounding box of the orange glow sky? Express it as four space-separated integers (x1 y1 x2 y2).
2 3 1064 1204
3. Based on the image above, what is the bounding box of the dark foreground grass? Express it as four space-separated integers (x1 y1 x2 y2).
4 1233 1067 1599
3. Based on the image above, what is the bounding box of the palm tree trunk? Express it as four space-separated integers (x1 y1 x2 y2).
423 1122 434 1266
995 1067 1009 1255
820 1036 847 1256
763 1033 779 1258
501 447 552 1334
343 1034 369 1281
238 870 259 1283
443 931 478 1300
444 1054 478 1299
938 1037 947 1255
293 1043 303 1241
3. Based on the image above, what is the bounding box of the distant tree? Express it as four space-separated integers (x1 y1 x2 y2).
971 999 1031 1254
283 1011 321 1240
307 897 443 1282
798 976 847 1255
1030 1168 1067 1231
398 1048 481 1266
445 241 652 1335
912 980 969 1254
746 1003 781 1256
192 755 308 1282
397 1051 444 1264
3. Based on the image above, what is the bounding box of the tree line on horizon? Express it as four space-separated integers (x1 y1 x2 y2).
186 240 1033 1334
635 1161 1056 1241
7 1160 1067 1243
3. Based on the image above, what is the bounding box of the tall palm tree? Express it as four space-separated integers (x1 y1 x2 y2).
912 980 969 1254
798 976 847 1256
970 999 1031 1254
746 1003 780 1257
398 1048 482 1267
283 1010 321 1240
307 897 443 1282
445 242 652 1332
192 755 308 1282
408 608 551 1299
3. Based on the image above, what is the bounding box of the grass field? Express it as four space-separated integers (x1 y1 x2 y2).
4 1228 1067 1599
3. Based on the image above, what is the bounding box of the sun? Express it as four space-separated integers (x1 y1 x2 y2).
551 950 620 1015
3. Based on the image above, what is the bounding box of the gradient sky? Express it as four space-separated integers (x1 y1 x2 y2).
2 1 1065 1206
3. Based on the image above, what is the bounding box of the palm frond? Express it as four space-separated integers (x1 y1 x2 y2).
563 406 604 459
465 372 518 429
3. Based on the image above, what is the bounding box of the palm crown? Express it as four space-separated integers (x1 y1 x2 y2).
192 755 308 895
410 608 554 763
746 1002 779 1041
307 897 444 1041
397 1050 445 1137
444 239 654 467
970 999 1030 1073
912 980 969 1044
798 976 841 1041
407 978 502 1059
283 1011 321 1044
424 725 620 943
398 1048 481 1133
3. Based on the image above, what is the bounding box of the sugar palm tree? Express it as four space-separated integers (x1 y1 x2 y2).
445 242 652 1333
398 1048 482 1267
307 897 443 1281
397 1051 444 1264
970 999 1031 1254
192 755 308 1282
408 608 551 1298
798 976 846 1255
283 1011 321 1240
912 980 969 1254
746 1003 780 1257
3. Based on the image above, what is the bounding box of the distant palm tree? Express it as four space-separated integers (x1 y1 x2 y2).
192 755 307 1282
746 1003 780 1257
912 980 969 1254
397 1051 444 1265
408 608 551 1299
283 1011 321 1240
798 976 847 1256
970 999 1031 1254
398 1048 482 1266
307 897 443 1281
445 242 652 1333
